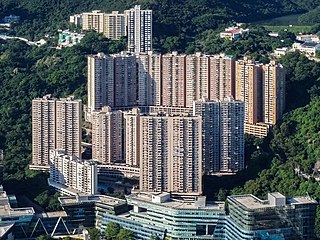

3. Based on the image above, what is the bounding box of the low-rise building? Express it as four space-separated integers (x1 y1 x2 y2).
292 42 320 56
226 192 317 240
296 34 320 43
220 27 249 40
57 30 85 48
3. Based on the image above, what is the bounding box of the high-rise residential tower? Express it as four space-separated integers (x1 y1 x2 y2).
87 53 114 114
31 95 57 169
209 54 235 100
139 114 202 194
31 95 82 169
80 11 126 40
92 106 124 164
124 108 141 167
185 53 210 107
162 52 186 107
194 97 244 174
235 58 262 125
103 11 127 40
125 5 152 53
113 52 137 107
262 61 286 125
136 52 162 106
56 97 82 159
82 10 105 33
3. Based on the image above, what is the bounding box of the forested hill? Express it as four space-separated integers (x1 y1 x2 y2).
0 0 320 40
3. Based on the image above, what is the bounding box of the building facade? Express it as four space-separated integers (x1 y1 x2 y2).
31 95 82 169
162 52 186 107
125 5 152 53
139 114 202 194
49 149 97 195
92 107 124 164
87 53 114 113
193 98 244 174
136 52 162 106
209 54 235 100
262 61 286 125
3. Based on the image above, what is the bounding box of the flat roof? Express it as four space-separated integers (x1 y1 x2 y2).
127 192 225 211
0 191 34 217
229 194 317 210
59 194 126 207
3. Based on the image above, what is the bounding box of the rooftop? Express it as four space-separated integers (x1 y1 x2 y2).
229 193 317 210
127 192 225 211
59 194 126 207
0 191 34 217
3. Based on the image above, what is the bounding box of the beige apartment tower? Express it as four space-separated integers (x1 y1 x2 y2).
185 53 210 107
162 52 186 107
81 10 126 40
262 61 286 125
235 58 262 125
32 95 82 169
55 97 82 159
124 108 140 167
82 10 105 33
32 95 57 168
139 114 202 194
136 52 162 106
87 53 114 114
209 54 235 100
92 107 124 164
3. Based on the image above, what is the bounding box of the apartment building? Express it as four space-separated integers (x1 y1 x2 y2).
136 52 162 106
162 52 186 107
125 5 152 53
194 97 244 174
87 53 114 113
139 113 202 194
49 149 97 195
92 106 124 164
262 61 286 125
79 10 126 40
209 54 235 100
186 53 210 107
31 95 82 169
124 108 140 167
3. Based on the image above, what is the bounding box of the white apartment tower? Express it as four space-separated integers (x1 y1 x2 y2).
139 114 202 194
87 53 114 113
136 52 162 106
193 97 244 174
49 149 97 195
32 95 82 169
92 106 124 164
126 5 152 53
262 61 286 125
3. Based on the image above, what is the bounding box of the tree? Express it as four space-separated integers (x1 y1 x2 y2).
105 222 120 240
117 228 134 240
88 228 100 240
